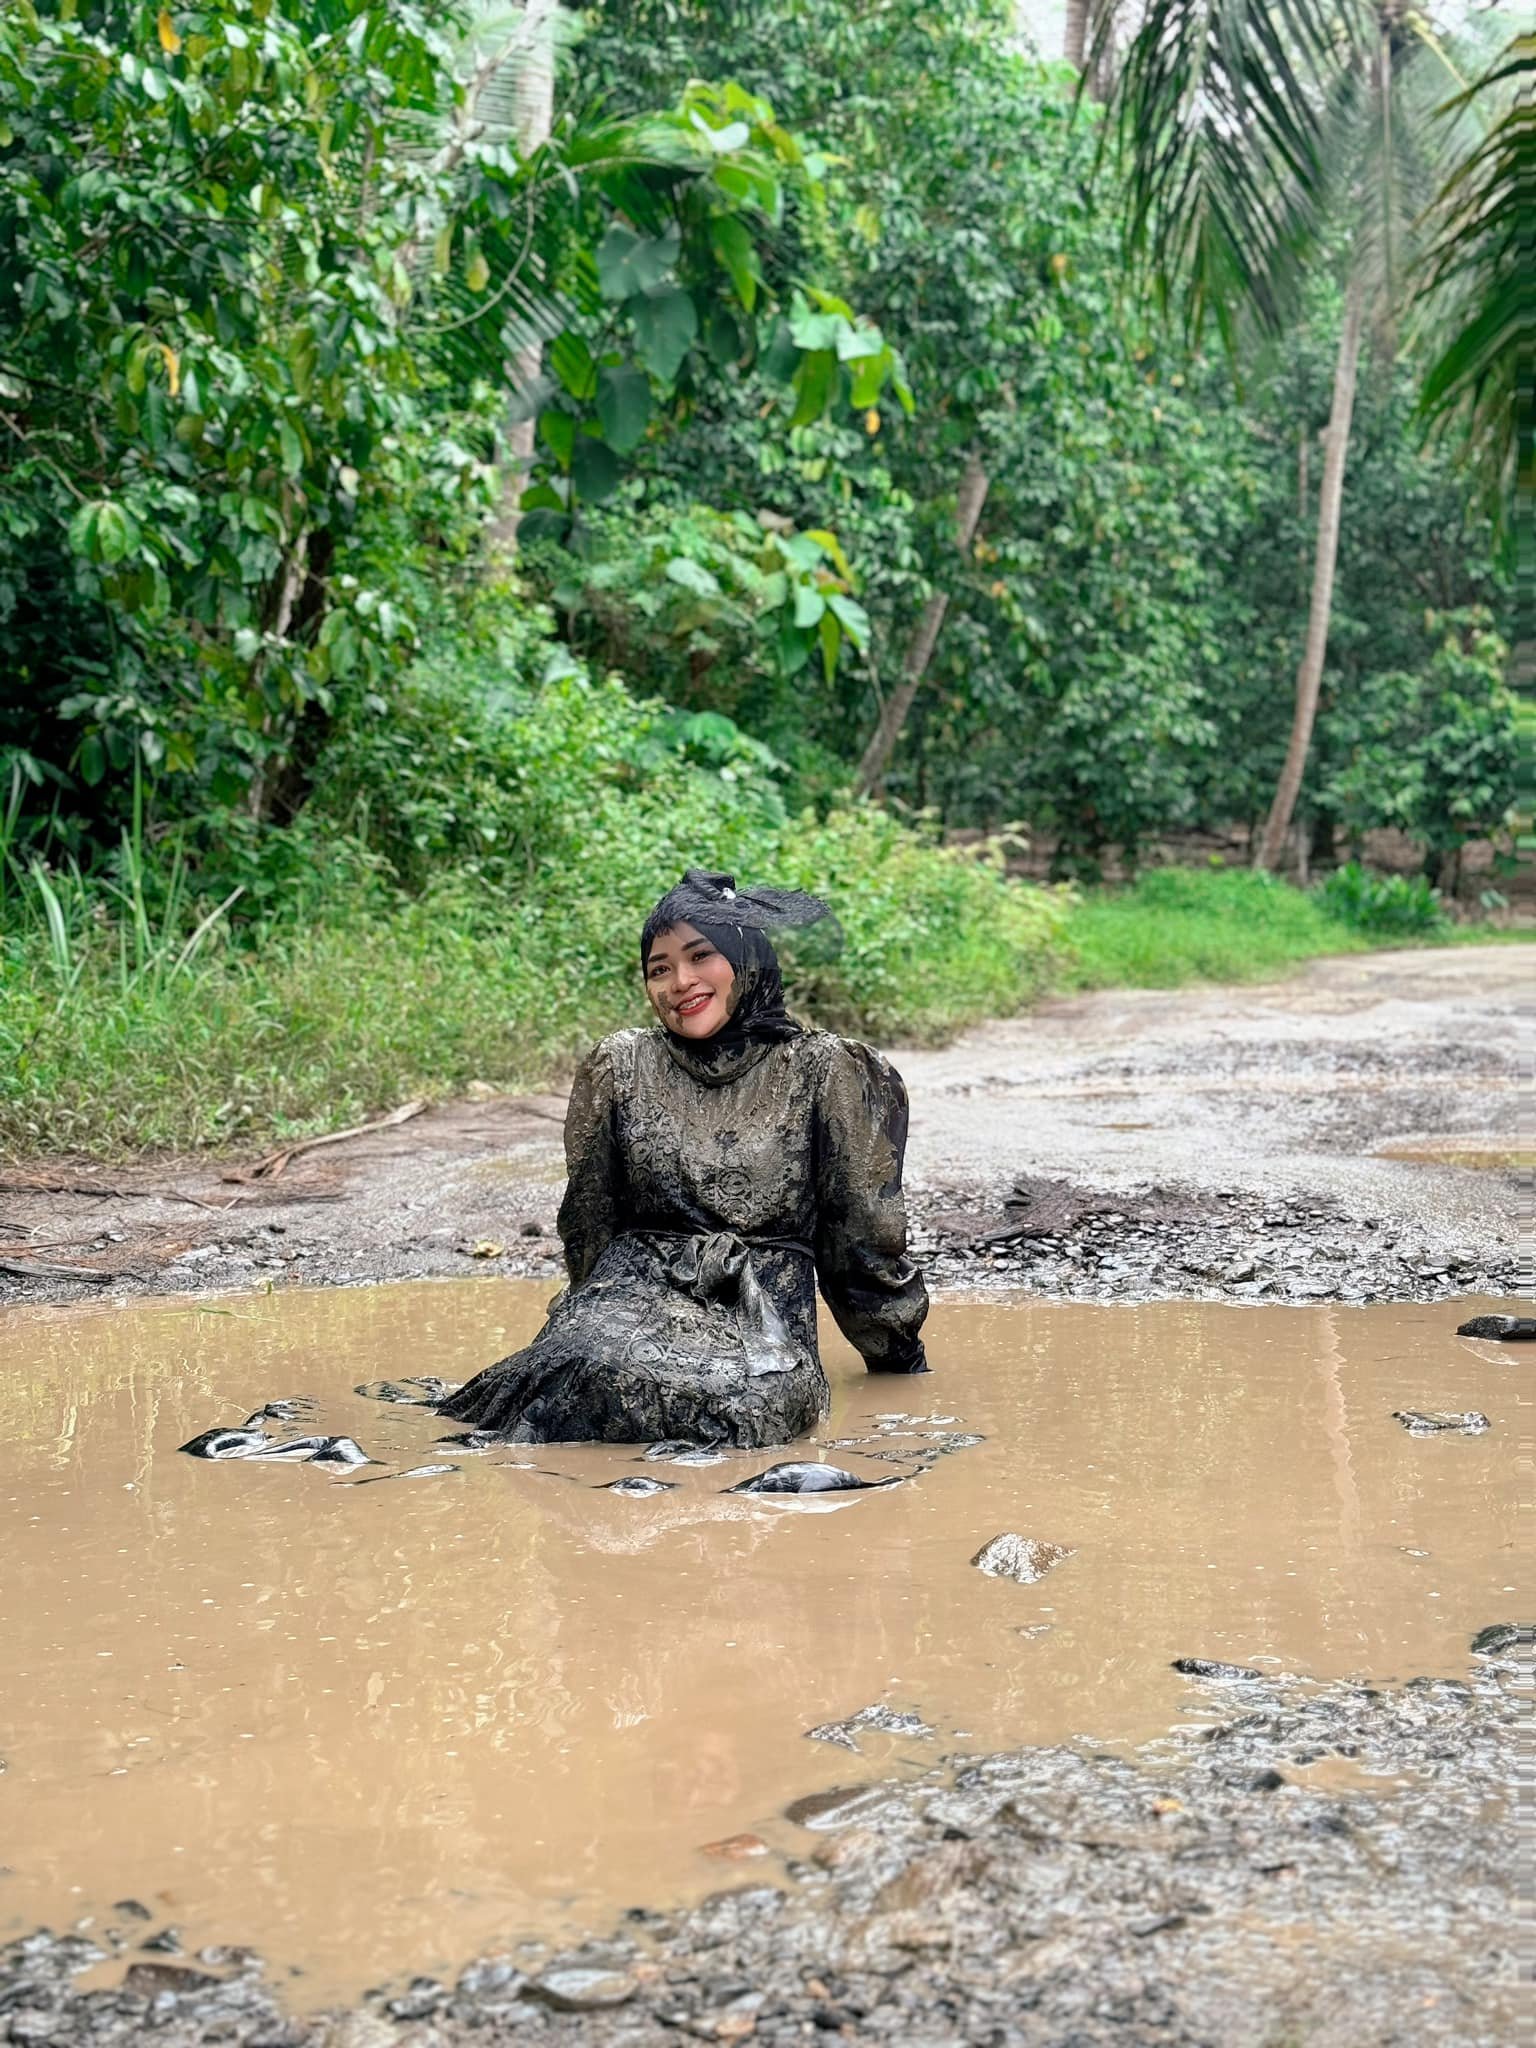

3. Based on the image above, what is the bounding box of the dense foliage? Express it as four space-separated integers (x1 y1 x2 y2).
0 0 1523 1153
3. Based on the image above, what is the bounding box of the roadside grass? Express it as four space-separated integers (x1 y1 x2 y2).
0 816 1068 1157
1 854 1518 1160
1058 866 1373 990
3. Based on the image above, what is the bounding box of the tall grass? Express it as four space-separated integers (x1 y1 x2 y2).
1057 866 1371 990
0 813 1069 1156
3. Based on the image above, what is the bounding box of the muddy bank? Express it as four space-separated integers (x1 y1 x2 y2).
0 947 1525 1309
2 1659 1521 2047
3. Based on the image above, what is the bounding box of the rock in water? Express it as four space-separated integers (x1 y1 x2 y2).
601 1476 678 1497
1172 1657 1265 1682
354 1376 459 1405
971 1533 1075 1583
728 1461 904 1494
806 1703 934 1749
242 1398 317 1425
643 1439 726 1466
1470 1623 1532 1657
1456 1314 1536 1341
1392 1409 1490 1435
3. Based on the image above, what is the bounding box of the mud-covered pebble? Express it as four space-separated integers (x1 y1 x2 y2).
1173 1658 1266 1682
971 1533 1075 1582
1393 1409 1490 1435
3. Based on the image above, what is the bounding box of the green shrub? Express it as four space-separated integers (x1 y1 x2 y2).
1312 863 1449 936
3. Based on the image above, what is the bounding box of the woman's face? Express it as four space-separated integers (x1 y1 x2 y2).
644 922 737 1038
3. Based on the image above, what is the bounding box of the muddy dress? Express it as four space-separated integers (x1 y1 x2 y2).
437 1025 929 1445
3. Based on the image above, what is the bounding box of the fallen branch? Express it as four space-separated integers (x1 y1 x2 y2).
224 1098 427 1183
0 1174 223 1209
0 1256 119 1283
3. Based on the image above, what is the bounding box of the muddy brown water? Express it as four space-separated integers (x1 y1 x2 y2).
0 1283 1523 2004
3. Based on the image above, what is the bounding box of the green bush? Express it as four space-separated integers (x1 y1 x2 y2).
0 647 1070 1154
1312 863 1449 936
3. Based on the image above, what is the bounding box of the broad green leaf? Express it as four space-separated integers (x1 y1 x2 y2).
570 436 622 504
708 215 758 311
789 348 837 427
519 483 566 513
665 556 722 597
793 584 825 628
836 325 883 362
596 365 651 454
758 319 800 385
828 593 870 646
819 609 840 680
628 286 698 387
705 306 743 367
78 733 106 786
596 222 681 302
538 409 576 468
518 508 572 549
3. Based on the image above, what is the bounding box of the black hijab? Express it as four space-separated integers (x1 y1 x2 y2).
640 869 830 1087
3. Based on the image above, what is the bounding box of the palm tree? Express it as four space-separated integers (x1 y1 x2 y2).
1105 0 1526 869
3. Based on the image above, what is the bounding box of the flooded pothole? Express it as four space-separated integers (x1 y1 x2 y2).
0 1283 1521 2004
1376 1131 1533 1171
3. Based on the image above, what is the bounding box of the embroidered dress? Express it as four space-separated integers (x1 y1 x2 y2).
437 1023 929 1446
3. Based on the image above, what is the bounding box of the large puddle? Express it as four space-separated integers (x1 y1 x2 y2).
0 1283 1523 2003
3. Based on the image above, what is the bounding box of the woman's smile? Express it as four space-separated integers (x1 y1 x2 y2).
644 921 739 1037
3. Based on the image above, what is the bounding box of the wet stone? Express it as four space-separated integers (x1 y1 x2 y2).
805 1704 935 1750
353 1377 458 1405
121 1961 218 1996
602 1476 678 1497
385 1975 447 2020
1470 1623 1532 1657
971 1533 1075 1583
139 1927 182 1953
1456 1314 1535 1341
1172 1658 1267 1683
1393 1409 1490 1435
523 1967 637 2011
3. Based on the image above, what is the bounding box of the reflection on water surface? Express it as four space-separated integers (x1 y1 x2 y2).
0 1282 1521 2001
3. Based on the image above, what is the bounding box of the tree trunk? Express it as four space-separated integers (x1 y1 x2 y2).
490 0 559 547
855 456 990 799
1255 270 1365 872
1064 0 1089 70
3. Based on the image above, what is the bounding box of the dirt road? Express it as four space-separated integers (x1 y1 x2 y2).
1 945 1525 1308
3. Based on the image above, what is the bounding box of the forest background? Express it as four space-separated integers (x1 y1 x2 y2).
0 0 1528 1154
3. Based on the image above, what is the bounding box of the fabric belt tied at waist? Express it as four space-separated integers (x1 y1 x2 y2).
633 1227 810 1377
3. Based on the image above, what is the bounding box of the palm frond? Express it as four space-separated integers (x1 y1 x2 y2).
1101 0 1371 341
1416 32 1535 545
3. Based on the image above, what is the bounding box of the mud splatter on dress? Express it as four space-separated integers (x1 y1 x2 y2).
438 1022 930 1445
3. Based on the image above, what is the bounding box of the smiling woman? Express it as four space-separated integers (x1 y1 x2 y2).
437 868 931 1447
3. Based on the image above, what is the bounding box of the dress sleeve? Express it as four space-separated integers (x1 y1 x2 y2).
812 1038 931 1373
557 1040 621 1286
